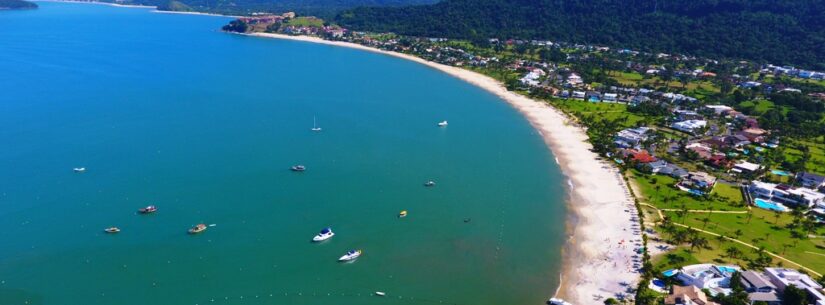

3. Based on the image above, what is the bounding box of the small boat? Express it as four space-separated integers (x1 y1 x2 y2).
338 249 362 262
437 120 448 127
547 298 573 305
311 116 322 132
138 205 157 214
188 223 207 234
374 291 386 297
424 181 436 187
73 167 86 173
104 227 120 233
291 165 306 172
398 210 408 218
312 227 335 242
463 218 471 223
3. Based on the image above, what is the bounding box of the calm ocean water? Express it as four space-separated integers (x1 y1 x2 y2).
0 2 566 304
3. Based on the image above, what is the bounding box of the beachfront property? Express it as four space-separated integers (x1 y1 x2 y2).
748 181 825 210
740 271 781 305
764 268 825 305
671 120 707 134
704 105 734 115
642 160 689 179
603 93 618 102
614 127 651 149
672 264 741 296
678 172 717 193
665 285 720 305
571 90 586 99
520 68 545 86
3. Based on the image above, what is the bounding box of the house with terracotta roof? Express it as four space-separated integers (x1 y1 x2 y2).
665 285 720 305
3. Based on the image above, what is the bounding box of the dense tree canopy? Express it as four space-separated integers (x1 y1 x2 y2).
336 0 825 69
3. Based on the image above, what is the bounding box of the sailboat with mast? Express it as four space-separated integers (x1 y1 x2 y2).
311 116 322 132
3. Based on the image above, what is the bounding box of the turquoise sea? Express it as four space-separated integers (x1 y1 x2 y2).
0 2 566 304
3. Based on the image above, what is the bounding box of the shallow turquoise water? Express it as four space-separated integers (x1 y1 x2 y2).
0 2 566 305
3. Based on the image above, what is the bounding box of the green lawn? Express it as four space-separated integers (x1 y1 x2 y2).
284 17 324 27
664 209 825 274
784 138 825 175
738 99 775 115
549 99 649 128
630 170 747 212
653 237 756 273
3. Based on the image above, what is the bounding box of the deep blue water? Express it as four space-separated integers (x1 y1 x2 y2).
0 2 567 305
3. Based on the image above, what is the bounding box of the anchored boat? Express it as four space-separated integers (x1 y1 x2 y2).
338 249 362 262
291 165 306 172
312 227 334 242
104 227 120 233
138 205 157 214
188 224 207 234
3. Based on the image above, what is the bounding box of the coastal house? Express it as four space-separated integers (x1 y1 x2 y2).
674 110 703 121
739 128 768 143
704 105 733 115
675 264 740 296
572 91 586 99
764 268 825 305
679 172 717 191
749 181 825 209
686 142 715 160
586 91 601 102
565 73 583 87
614 127 651 149
603 93 618 102
797 172 825 189
630 95 650 106
644 161 688 178
671 120 707 134
732 161 761 175
626 149 657 164
665 286 720 305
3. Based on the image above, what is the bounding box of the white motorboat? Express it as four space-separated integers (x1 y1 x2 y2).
437 120 448 127
338 249 362 261
312 227 334 242
73 167 86 173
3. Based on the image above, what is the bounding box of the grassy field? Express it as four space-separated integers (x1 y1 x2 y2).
630 170 747 212
548 99 649 128
607 71 720 98
784 138 825 175
284 17 324 27
738 99 776 115
662 209 825 274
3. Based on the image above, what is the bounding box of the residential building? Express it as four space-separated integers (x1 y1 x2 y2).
764 268 825 305
749 181 825 208
572 91 586 99
675 264 740 296
603 93 617 102
705 105 733 115
797 172 825 189
681 172 717 191
671 120 708 134
665 285 720 305
732 161 761 174
614 127 651 148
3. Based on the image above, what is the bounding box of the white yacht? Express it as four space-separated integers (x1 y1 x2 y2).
73 167 86 173
312 227 334 242
338 249 362 261
437 120 448 127
548 298 573 305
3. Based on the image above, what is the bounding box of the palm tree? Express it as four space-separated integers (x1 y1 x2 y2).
746 210 754 224
773 210 782 225
725 246 742 259
733 229 743 240
781 243 793 255
702 217 711 229
690 235 709 253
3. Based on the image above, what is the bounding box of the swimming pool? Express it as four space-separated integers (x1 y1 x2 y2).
662 269 678 277
754 198 789 212
771 169 791 176
716 266 738 273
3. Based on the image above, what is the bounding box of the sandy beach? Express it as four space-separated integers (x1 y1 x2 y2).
247 32 643 305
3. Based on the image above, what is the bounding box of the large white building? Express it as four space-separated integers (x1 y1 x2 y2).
764 268 825 305
671 120 708 134
749 181 825 208
675 264 741 296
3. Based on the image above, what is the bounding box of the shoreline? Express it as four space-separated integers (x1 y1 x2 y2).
33 0 241 17
245 32 642 304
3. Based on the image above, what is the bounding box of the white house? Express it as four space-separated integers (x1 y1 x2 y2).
603 93 618 102
675 264 741 296
764 268 825 305
572 91 586 99
732 161 761 174
671 120 707 134
704 105 733 115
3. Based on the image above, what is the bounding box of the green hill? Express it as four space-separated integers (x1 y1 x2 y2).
336 0 825 70
107 0 438 17
0 0 38 10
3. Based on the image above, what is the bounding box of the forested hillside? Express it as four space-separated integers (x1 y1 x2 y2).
107 0 438 17
336 0 825 69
